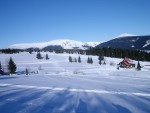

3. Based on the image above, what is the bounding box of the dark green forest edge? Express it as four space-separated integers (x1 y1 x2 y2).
86 47 150 61
0 47 150 61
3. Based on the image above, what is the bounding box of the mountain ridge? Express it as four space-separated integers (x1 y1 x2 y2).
9 39 100 50
8 34 150 51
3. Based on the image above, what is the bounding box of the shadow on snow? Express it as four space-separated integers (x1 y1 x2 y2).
0 86 149 113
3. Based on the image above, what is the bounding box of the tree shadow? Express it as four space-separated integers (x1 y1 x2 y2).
117 95 150 113
88 94 133 113
112 104 132 113
0 86 149 113
75 99 88 113
0 88 49 113
32 88 75 113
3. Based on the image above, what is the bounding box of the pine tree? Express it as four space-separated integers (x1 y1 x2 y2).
99 59 102 65
78 56 81 63
98 55 101 60
36 52 42 59
103 59 106 65
29 48 32 54
117 66 119 70
98 55 104 61
0 62 2 71
137 61 141 71
8 57 17 74
0 61 3 74
90 57 93 64
87 57 90 63
69 56 72 62
45 54 49 60
25 68 29 75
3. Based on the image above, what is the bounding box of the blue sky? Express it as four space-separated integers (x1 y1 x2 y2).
0 0 150 48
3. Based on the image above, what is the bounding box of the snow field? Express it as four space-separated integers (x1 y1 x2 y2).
0 52 150 113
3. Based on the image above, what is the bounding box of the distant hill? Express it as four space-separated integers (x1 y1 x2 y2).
97 34 150 51
9 39 100 50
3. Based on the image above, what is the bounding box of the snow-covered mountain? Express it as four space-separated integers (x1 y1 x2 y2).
116 33 137 38
9 39 100 50
97 34 150 50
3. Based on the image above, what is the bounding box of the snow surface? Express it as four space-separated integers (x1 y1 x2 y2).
0 52 150 113
8 39 100 50
85 42 100 47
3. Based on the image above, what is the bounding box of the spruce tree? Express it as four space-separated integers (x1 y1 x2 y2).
98 55 101 60
69 56 72 62
137 61 141 71
117 66 119 70
29 49 32 54
98 55 104 61
45 54 49 60
25 68 29 75
8 57 17 74
36 52 42 59
99 59 102 65
0 61 3 74
87 57 90 63
90 57 93 64
0 62 2 71
103 60 106 65
78 56 81 63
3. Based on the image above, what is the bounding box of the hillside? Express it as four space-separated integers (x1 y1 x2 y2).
9 39 100 50
97 34 150 50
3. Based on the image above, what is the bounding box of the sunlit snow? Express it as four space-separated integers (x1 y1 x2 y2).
9 39 100 50
0 52 150 113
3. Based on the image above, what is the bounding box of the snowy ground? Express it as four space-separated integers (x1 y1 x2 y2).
0 52 150 113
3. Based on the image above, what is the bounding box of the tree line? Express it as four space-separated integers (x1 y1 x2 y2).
1 47 150 62
86 47 150 61
0 48 86 55
0 49 22 54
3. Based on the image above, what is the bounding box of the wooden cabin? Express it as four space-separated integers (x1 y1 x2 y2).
118 57 135 68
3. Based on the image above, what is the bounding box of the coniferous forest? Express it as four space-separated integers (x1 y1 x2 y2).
0 47 150 62
86 47 150 61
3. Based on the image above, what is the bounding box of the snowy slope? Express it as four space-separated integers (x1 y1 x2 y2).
116 33 137 38
97 33 150 50
85 42 100 47
9 39 100 50
0 52 150 113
